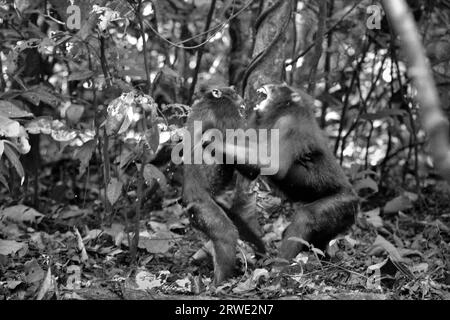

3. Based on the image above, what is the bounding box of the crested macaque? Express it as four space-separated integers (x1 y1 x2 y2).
210 84 359 260
182 87 265 285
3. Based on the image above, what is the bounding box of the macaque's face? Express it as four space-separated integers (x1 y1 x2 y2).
194 86 244 111
254 84 312 116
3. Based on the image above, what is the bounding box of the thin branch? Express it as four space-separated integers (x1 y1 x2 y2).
98 33 112 215
308 0 327 95
334 40 370 157
145 0 254 50
188 0 217 105
99 34 112 87
137 0 151 94
320 0 335 128
286 2 359 67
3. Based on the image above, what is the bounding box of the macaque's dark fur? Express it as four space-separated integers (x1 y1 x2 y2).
248 84 359 258
182 87 264 285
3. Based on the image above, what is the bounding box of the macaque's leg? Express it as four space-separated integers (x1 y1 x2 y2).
228 175 266 256
188 198 239 284
279 194 358 259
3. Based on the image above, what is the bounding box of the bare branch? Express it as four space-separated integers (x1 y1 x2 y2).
187 0 217 105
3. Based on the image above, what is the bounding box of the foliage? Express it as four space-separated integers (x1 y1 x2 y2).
0 0 449 300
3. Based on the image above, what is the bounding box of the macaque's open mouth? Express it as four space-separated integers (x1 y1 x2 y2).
255 86 268 105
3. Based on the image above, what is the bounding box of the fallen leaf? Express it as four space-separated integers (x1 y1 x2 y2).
0 239 27 256
398 248 423 258
148 221 169 232
0 205 44 224
59 207 89 220
366 259 386 291
174 277 192 293
37 267 54 300
137 231 174 254
134 270 164 291
293 252 309 264
74 227 89 262
66 265 82 290
24 259 45 284
0 221 23 238
363 208 383 228
312 247 326 257
234 280 255 295
83 229 103 241
30 232 45 250
368 235 403 262
252 268 269 283
410 263 429 274
345 235 358 247
6 280 22 290
384 195 413 214
272 215 289 239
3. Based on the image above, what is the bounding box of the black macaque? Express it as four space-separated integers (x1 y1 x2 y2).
182 87 265 285
214 84 359 260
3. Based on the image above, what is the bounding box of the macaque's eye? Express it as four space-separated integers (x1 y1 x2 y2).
211 89 222 98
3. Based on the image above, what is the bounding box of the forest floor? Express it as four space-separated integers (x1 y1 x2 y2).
0 160 449 300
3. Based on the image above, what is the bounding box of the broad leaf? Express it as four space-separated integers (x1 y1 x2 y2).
66 104 85 123
21 85 60 108
0 100 33 118
68 70 95 82
107 178 123 206
288 237 311 247
3 143 25 183
146 125 160 153
105 95 134 136
138 163 168 192
0 115 20 138
74 140 97 175
0 172 8 190
25 117 53 135
51 126 77 142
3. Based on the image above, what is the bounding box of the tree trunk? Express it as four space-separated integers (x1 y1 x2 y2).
243 0 293 109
